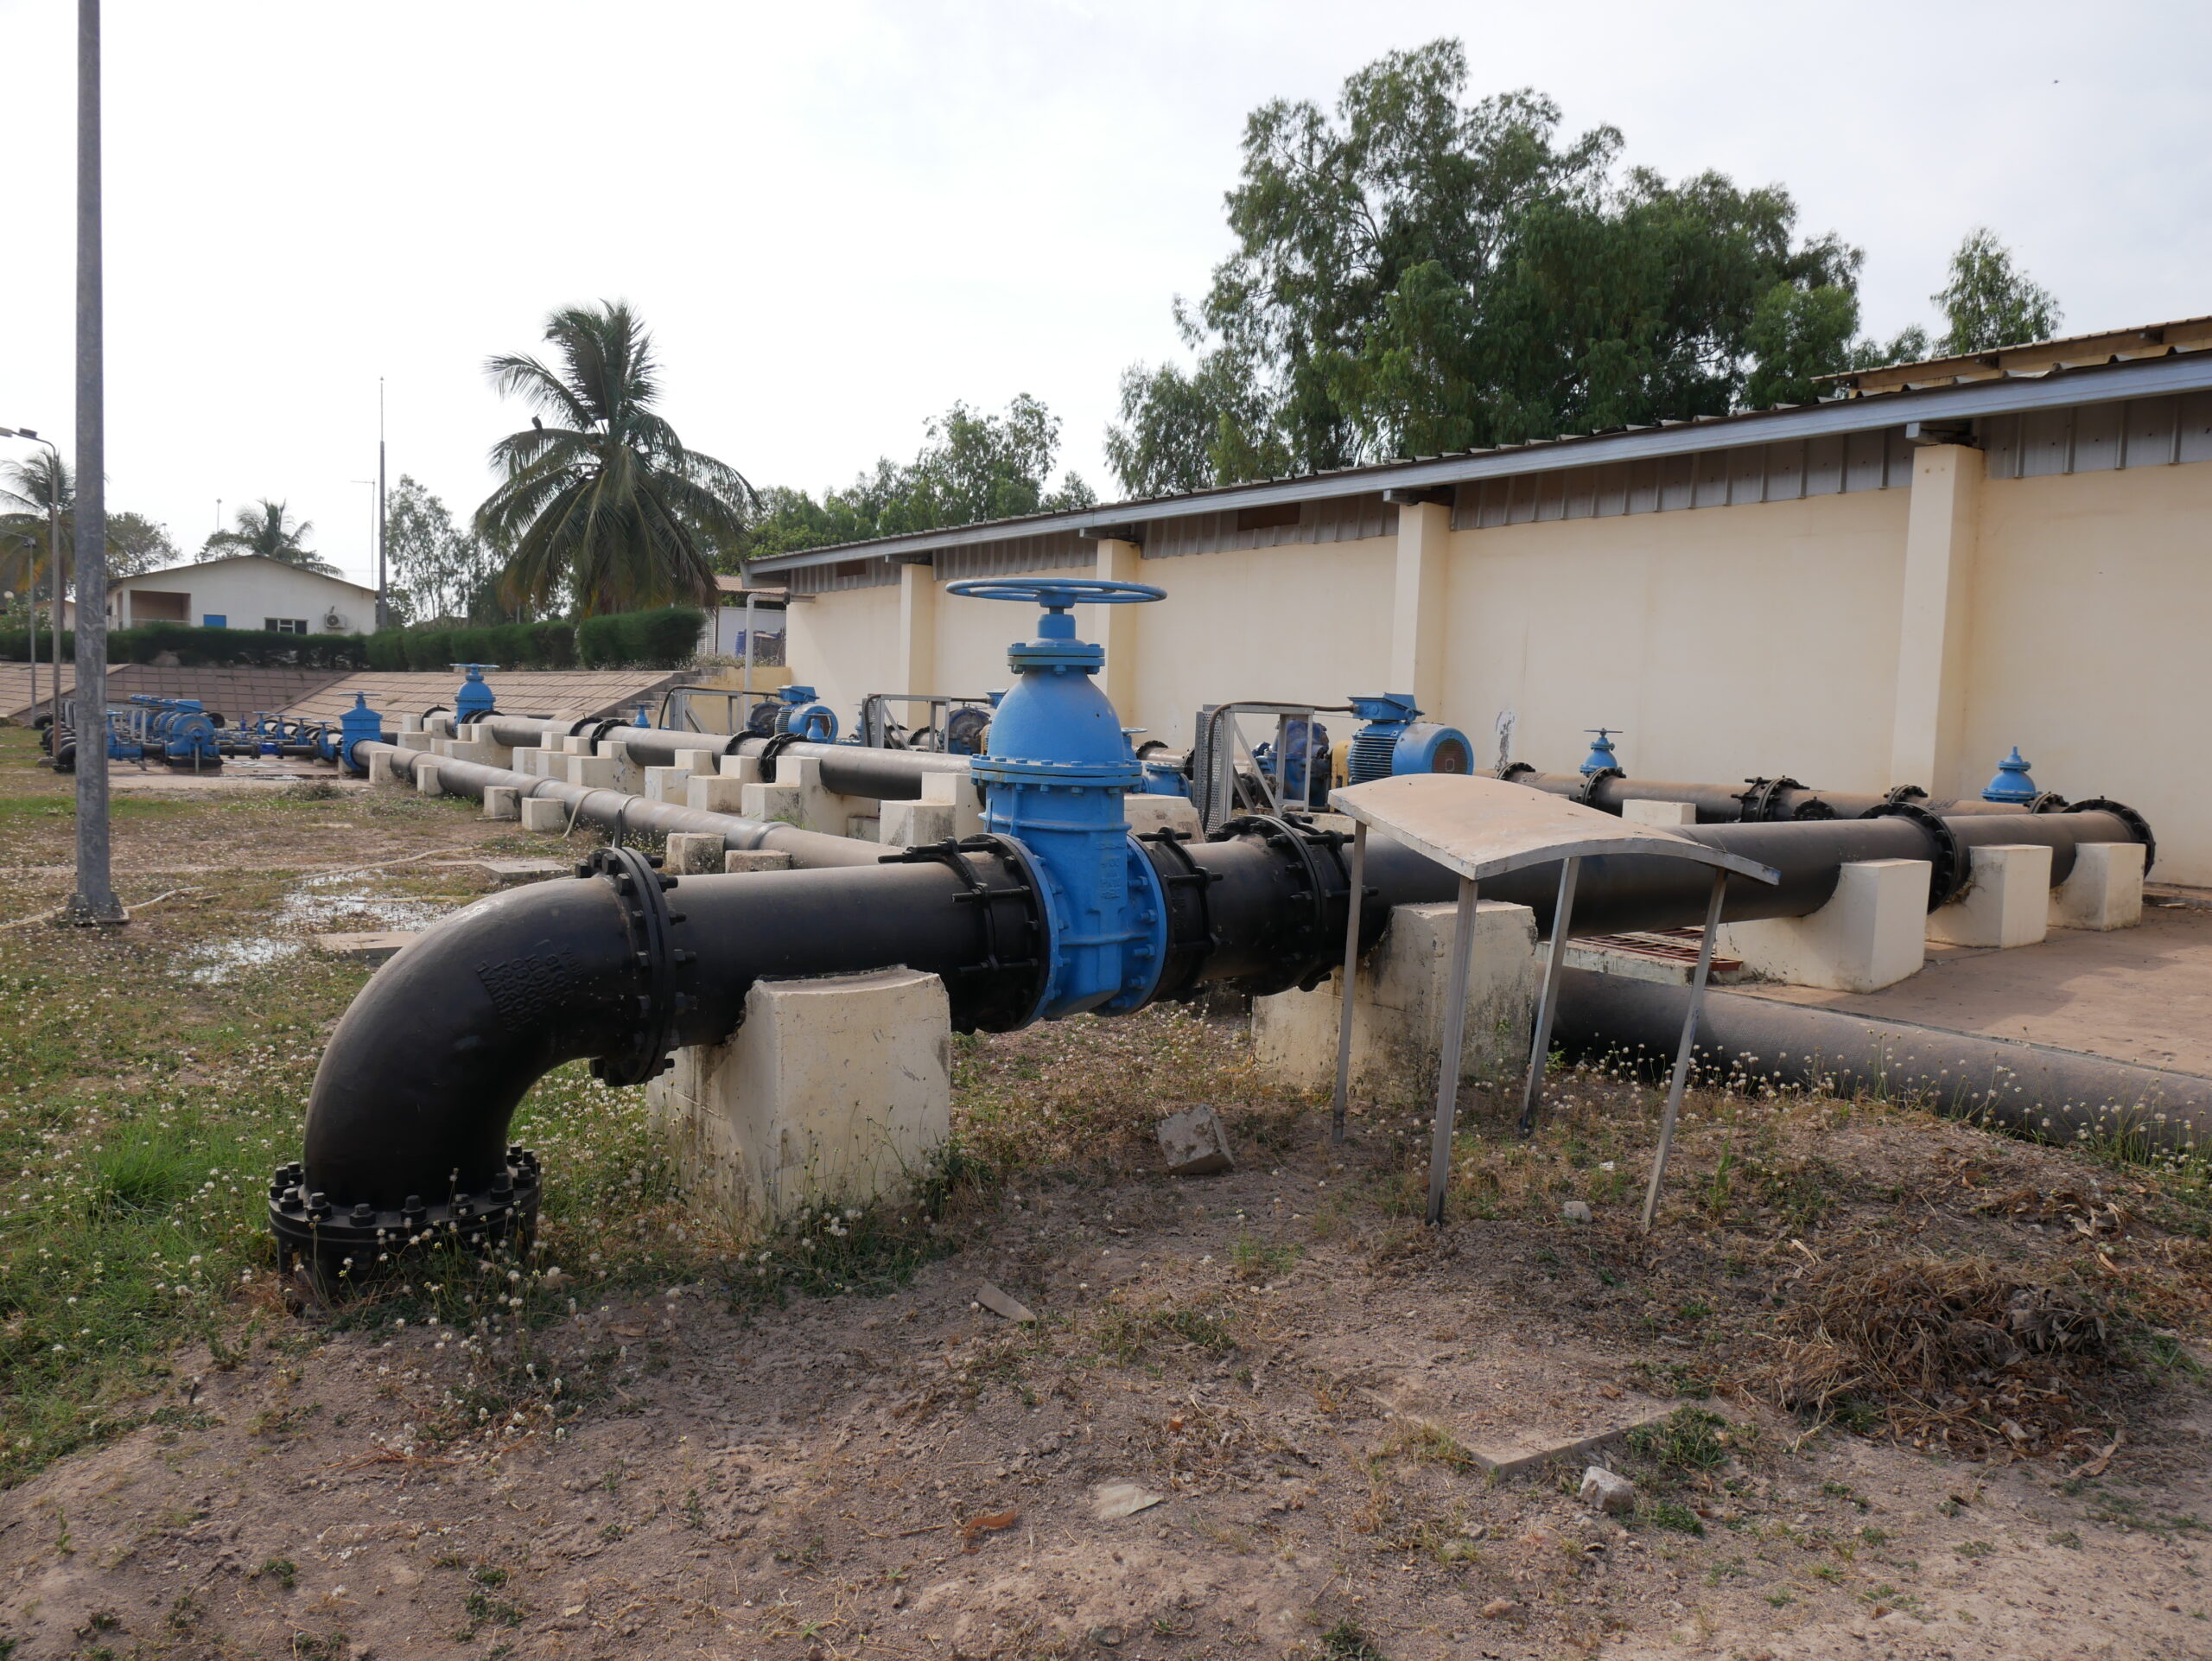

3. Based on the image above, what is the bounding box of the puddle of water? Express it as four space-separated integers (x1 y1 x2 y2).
175 870 453 985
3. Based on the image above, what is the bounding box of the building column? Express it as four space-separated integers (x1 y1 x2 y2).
1886 444 1984 796
1387 494 1451 713
1091 538 1143 720
896 560 936 697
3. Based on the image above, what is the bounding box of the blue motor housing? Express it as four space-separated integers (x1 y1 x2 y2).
769 684 838 743
452 664 499 724
949 578 1169 1021
1344 693 1472 785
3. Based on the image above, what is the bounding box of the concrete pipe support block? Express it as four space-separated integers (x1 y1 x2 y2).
647 967 951 1229
1126 795 1205 839
880 800 958 848
740 780 805 827
415 760 445 798
483 786 521 821
1621 799 1697 826
518 797 569 834
2050 840 2145 932
366 752 399 786
566 754 621 789
1926 843 2053 949
1252 900 1541 1106
725 850 796 873
1717 858 1929 992
687 773 749 813
664 832 725 875
397 714 423 735
644 765 694 804
396 731 435 754
718 754 765 784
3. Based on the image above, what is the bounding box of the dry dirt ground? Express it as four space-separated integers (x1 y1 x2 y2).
0 734 2209 1660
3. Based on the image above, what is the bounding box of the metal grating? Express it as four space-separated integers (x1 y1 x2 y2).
1452 429 1913 530
938 532 1090 581
1142 492 1395 559
785 557 900 595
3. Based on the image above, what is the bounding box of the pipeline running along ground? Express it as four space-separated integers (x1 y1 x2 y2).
0 727 2209 1658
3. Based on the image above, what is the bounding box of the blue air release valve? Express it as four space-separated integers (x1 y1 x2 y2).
946 577 1169 1022
1580 728 1623 776
450 663 499 723
1982 746 2039 804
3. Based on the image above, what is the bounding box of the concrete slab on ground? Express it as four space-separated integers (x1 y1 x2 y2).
106 765 371 792
472 858 573 886
1735 902 2212 1078
310 931 416 964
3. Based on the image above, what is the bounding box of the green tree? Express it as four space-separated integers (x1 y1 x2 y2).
475 300 755 616
384 474 504 623
1108 41 1867 488
3 456 177 595
1934 227 2061 354
738 395 1093 558
107 512 178 577
201 499 337 574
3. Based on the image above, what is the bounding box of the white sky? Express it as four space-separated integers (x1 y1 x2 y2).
2 0 2206 591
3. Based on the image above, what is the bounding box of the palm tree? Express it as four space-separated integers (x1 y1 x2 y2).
475 301 753 616
0 452 73 608
202 499 337 574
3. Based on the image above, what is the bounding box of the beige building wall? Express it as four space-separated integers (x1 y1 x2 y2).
784 582 899 729
1439 488 1912 788
1965 461 2212 883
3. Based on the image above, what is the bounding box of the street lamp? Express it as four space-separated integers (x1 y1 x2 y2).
0 426 65 731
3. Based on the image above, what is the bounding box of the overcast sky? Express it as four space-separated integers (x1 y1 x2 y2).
2 0 2206 593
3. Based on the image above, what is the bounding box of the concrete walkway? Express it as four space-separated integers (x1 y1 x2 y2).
1738 901 2212 1078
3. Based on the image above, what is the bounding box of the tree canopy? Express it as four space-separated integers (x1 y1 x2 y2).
1105 41 2028 496
202 499 337 575
385 475 505 625
739 395 1093 560
475 301 755 616
1935 227 2062 354
0 454 176 599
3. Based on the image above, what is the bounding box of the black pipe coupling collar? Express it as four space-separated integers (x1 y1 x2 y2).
1866 799 1967 910
1571 767 1624 807
581 844 698 1086
267 1148 543 1281
876 836 1050 1032
2066 797 2157 874
1210 815 1348 996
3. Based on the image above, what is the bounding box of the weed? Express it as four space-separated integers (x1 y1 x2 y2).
1231 1234 1299 1282
1319 1619 1389 1658
2047 1530 2082 1550
257 1558 300 1589
1643 1500 1705 1537
1624 1405 1731 1482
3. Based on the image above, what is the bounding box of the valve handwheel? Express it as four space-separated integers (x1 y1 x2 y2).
946 577 1164 608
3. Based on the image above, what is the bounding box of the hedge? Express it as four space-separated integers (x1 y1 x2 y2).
3 605 705 672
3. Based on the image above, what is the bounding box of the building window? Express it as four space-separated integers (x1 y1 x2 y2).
265 618 308 634
202 614 227 628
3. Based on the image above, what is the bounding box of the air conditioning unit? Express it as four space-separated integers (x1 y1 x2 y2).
322 609 347 632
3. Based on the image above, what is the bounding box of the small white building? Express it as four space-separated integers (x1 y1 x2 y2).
101 555 379 634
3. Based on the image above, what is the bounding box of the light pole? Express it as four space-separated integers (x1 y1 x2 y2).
67 0 121 924
0 427 65 731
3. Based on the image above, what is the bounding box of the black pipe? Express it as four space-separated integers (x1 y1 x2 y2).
1497 767 2069 824
1552 968 2209 1152
463 719 975 804
365 741 884 869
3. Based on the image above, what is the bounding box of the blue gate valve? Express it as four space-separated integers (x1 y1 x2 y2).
946 577 1169 1022
1580 728 1623 775
1982 745 2039 804
450 664 499 723
339 693 385 777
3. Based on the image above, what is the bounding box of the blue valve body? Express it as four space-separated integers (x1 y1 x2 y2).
340 693 385 776
452 664 498 723
1982 746 2039 803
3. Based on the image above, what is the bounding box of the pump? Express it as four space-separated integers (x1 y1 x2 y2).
1344 694 1471 785
947 578 1170 1020
746 684 839 743
450 664 499 724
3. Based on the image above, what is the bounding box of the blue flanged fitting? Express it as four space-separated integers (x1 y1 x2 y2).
1982 746 2038 803
1345 693 1473 784
947 577 1169 1021
1579 728 1623 775
339 693 385 776
451 663 499 723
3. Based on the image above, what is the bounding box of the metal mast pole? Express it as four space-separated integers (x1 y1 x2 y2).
67 0 121 924
376 378 388 630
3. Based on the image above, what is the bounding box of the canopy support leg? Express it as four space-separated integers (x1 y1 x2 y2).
1424 875 1479 1227
1641 869 1730 1231
1516 855 1582 1136
1330 820 1367 1146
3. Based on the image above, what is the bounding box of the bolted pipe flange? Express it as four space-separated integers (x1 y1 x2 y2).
1571 767 1624 808
583 843 694 1086
1866 799 1966 910
1734 776 1808 822
2066 797 2156 874
267 1148 543 1282
876 835 1051 1031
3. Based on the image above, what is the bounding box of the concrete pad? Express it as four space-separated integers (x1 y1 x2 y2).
483 786 521 821
880 799 957 848
1126 795 1204 839
476 858 571 886
687 774 748 813
415 760 444 797
664 832 725 875
1718 858 1928 992
1737 901 2212 1078
1565 931 1751 986
648 967 951 1227
311 931 416 964
1927 843 2052 948
1254 899 1539 1105
2053 840 2145 932
1621 799 1697 826
644 765 694 804
725 850 795 873
519 797 569 834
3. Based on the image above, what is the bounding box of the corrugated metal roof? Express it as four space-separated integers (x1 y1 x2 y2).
748 332 2212 575
1817 315 2212 398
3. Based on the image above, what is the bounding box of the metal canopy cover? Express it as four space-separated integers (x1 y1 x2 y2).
1326 773 1780 887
